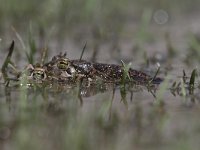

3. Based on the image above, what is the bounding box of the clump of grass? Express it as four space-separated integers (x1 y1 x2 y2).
170 69 197 97
26 25 37 64
182 69 197 96
120 60 131 81
119 60 132 107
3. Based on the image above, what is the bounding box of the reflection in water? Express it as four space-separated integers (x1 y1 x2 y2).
0 76 200 150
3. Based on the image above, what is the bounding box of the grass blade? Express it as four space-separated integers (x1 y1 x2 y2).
1 41 15 81
189 69 196 87
189 69 196 95
79 42 87 61
26 24 37 64
40 47 48 65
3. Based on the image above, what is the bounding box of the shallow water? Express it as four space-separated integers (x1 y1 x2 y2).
0 72 200 150
1 4 200 150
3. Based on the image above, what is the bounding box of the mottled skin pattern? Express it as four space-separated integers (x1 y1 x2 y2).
43 53 77 82
71 61 163 84
43 53 163 84
24 64 47 81
92 63 148 82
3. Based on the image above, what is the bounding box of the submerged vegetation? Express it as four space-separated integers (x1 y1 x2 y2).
1 0 200 150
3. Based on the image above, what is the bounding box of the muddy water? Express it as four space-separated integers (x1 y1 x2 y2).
1 13 200 150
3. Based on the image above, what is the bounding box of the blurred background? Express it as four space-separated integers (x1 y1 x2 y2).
1 0 200 66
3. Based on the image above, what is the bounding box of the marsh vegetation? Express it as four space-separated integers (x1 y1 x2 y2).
1 0 200 150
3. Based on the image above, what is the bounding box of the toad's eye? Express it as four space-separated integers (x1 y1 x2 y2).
57 60 69 69
32 70 46 80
